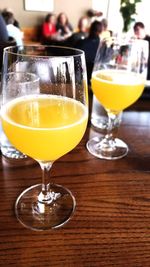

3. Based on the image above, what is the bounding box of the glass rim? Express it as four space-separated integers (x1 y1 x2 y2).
3 45 85 58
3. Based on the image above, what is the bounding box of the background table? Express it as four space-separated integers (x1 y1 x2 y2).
0 100 150 267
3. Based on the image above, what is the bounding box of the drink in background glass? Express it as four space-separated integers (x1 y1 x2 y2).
87 38 148 160
0 72 39 159
1 45 88 230
92 69 145 111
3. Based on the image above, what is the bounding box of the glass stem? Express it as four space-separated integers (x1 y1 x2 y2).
105 112 115 141
38 161 54 203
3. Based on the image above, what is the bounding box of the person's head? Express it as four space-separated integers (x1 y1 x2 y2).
45 13 56 24
57 12 68 25
89 20 102 38
2 7 14 14
101 18 108 31
78 16 89 32
2 11 14 25
86 9 103 18
133 22 146 39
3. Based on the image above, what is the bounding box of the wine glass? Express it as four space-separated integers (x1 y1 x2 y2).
87 38 148 160
1 45 88 230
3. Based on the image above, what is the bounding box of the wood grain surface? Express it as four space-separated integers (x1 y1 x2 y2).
0 99 150 267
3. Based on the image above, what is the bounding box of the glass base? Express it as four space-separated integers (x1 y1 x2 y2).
86 136 128 160
15 184 76 231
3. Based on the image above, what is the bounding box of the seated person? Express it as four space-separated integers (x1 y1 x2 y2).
42 13 57 41
0 14 8 42
133 22 150 79
100 18 111 40
56 12 73 40
2 8 20 28
67 16 89 47
133 21 150 97
2 11 23 46
0 14 16 70
77 20 103 84
86 9 103 24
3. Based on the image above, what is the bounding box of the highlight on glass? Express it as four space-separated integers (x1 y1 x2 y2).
1 45 88 230
87 38 148 160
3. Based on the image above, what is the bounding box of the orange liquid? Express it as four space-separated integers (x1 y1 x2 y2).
1 95 88 161
92 69 145 112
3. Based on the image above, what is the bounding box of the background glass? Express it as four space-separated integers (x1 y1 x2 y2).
0 72 39 159
1 45 88 230
87 38 148 160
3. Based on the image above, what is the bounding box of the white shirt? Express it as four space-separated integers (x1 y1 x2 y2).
6 24 23 46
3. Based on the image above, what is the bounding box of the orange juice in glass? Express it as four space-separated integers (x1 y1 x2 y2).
2 95 88 161
1 46 88 231
92 69 145 112
87 39 148 160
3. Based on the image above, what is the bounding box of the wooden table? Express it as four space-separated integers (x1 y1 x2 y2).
0 100 150 267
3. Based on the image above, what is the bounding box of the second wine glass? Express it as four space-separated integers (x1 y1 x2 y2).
87 38 148 160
